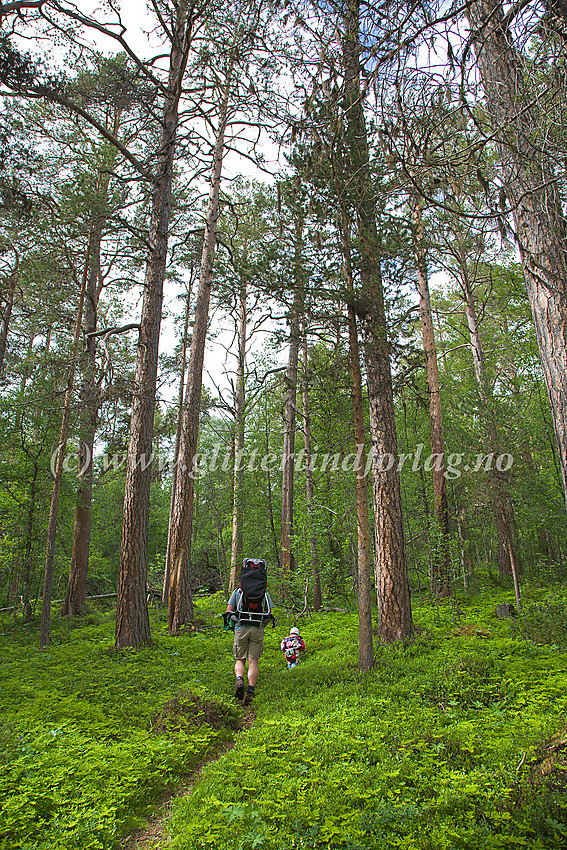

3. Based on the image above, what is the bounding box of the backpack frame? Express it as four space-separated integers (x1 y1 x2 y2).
236 558 270 626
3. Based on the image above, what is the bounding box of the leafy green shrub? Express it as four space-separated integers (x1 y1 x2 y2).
85 550 115 595
423 652 513 709
2 586 567 850
0 608 242 850
152 690 242 734
166 592 567 850
513 594 567 649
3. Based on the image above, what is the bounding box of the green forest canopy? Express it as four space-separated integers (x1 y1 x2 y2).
0 0 566 652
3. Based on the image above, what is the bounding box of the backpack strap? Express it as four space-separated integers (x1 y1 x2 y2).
235 589 274 627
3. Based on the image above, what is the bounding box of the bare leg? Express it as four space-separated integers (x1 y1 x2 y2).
247 657 259 687
234 659 246 680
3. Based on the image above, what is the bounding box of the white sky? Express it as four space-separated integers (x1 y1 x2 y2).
42 0 287 406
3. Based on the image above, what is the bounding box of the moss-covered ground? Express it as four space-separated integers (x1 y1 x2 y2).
1 581 566 849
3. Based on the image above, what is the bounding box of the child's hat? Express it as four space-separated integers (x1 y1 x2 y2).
290 627 300 635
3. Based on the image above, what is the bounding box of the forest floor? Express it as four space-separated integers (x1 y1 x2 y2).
121 708 256 850
1 579 567 849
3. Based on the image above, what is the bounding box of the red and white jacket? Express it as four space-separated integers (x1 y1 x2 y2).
280 634 306 664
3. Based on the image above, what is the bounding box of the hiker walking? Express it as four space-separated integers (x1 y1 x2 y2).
280 626 306 669
224 557 274 706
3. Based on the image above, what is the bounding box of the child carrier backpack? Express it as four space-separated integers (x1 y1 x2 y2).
237 558 269 626
282 637 300 661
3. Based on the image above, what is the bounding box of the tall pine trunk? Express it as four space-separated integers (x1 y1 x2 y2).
229 278 247 592
115 15 192 648
342 0 413 643
409 193 451 596
280 217 303 590
300 327 322 611
62 152 116 618
265 394 281 571
459 257 520 579
0 271 17 375
468 0 567 510
40 232 91 647
339 208 373 668
167 56 234 633
61 244 99 617
163 288 192 604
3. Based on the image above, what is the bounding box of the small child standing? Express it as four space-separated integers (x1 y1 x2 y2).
280 626 306 669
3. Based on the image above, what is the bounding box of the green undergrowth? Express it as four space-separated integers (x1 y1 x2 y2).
166 584 567 850
1 583 567 849
0 595 239 850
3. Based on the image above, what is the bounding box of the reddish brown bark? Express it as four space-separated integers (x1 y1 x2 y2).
409 193 451 596
468 0 567 511
0 271 17 375
229 279 247 593
301 328 322 611
116 13 193 648
163 289 191 604
339 208 373 669
342 0 413 644
167 56 234 634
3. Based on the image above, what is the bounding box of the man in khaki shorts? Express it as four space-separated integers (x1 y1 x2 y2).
226 582 274 706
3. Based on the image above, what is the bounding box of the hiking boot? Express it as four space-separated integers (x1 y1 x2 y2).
235 678 245 700
243 688 254 706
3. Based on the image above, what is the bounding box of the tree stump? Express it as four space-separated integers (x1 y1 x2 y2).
496 602 517 618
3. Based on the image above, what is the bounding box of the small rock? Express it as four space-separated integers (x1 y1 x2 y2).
496 602 517 618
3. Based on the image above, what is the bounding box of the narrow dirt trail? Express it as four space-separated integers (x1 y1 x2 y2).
120 707 255 850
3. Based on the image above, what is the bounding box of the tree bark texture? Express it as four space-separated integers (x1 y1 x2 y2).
409 193 451 596
0 272 17 375
280 218 303 589
342 0 414 644
301 329 322 611
460 261 520 579
40 231 91 648
468 0 567 510
63 155 115 618
163 289 191 604
115 15 192 648
339 209 373 668
167 56 234 634
229 279 247 592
